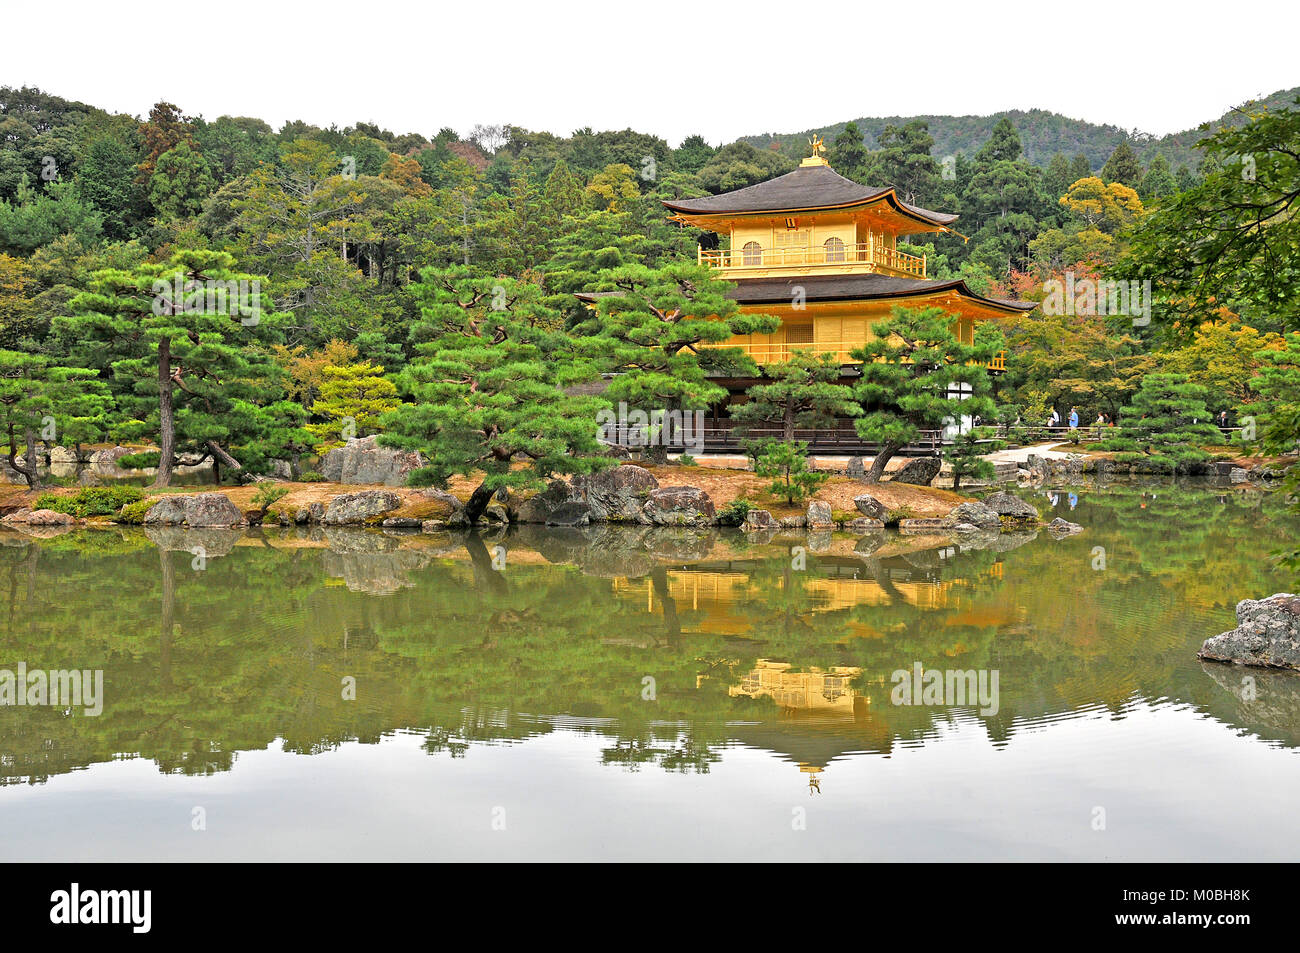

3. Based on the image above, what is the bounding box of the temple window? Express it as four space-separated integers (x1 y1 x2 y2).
823 236 845 262
742 241 762 265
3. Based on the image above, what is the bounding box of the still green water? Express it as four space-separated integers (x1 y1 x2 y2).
1 481 1298 861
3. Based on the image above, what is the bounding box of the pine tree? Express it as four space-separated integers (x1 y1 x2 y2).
1099 373 1223 472
945 426 1004 489
307 360 399 452
851 305 1003 483
1101 141 1142 188
380 267 611 522
755 440 827 505
730 351 859 449
0 349 107 487
55 248 289 485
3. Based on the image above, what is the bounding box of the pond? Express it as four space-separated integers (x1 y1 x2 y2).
1 481 1297 861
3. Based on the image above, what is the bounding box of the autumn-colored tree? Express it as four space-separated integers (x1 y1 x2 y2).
306 360 399 452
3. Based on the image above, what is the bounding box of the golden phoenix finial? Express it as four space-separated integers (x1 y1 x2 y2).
808 134 825 157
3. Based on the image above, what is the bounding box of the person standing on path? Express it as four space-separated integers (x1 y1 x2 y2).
1068 407 1079 429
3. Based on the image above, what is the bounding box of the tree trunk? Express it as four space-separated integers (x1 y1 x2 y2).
153 338 175 488
783 400 795 443
865 441 903 484
463 482 496 524
205 440 245 481
6 424 40 489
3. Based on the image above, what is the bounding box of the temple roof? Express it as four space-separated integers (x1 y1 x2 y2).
662 163 958 226
727 273 1035 313
576 272 1035 314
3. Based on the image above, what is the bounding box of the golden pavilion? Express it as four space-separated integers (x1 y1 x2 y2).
581 138 1036 451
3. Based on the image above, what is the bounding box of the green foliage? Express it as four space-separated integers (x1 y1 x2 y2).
117 450 160 469
718 499 754 527
33 484 143 517
851 305 1002 481
116 498 155 524
754 440 826 505
676 454 697 466
944 427 1004 489
380 267 612 510
251 484 290 511
297 470 325 482
1099 374 1224 472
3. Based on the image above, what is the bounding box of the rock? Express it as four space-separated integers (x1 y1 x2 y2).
1229 467 1250 483
642 486 715 527
48 446 78 465
143 492 246 528
323 490 402 525
1247 465 1287 482
516 479 591 526
1199 594 1300 670
1046 517 1084 538
5 508 77 525
942 501 1002 531
853 494 896 523
806 500 834 530
982 491 1039 521
294 502 326 525
320 435 424 486
411 489 466 527
846 456 866 479
899 518 946 533
891 456 941 486
571 465 659 523
743 509 777 530
268 459 294 480
90 446 136 478
0 508 31 523
381 517 423 528
482 502 510 523
779 515 807 529
845 517 885 532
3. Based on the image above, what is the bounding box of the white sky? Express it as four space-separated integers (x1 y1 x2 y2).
4 0 1297 146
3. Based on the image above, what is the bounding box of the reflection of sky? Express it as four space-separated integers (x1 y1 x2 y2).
3 701 1298 861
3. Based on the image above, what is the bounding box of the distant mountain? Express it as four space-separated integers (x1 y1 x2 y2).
739 87 1300 173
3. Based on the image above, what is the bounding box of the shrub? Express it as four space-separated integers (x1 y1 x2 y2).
677 454 697 466
297 471 325 483
117 451 161 470
755 440 827 505
718 499 754 527
252 484 290 511
33 485 145 517
117 499 156 524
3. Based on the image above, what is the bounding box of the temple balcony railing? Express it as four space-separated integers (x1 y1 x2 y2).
698 242 926 278
696 339 1006 371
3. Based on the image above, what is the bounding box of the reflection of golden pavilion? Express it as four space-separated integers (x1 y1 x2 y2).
730 660 865 717
610 565 963 636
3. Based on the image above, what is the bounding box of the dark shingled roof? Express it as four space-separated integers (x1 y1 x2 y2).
575 272 1035 314
662 164 958 226
728 273 1035 312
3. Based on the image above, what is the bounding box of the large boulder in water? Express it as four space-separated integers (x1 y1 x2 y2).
516 479 591 526
890 456 941 486
853 493 897 523
941 501 1002 531
1199 594 1300 670
323 490 402 525
320 435 424 486
571 465 659 523
806 500 834 530
982 491 1040 521
143 493 246 527
642 486 715 527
